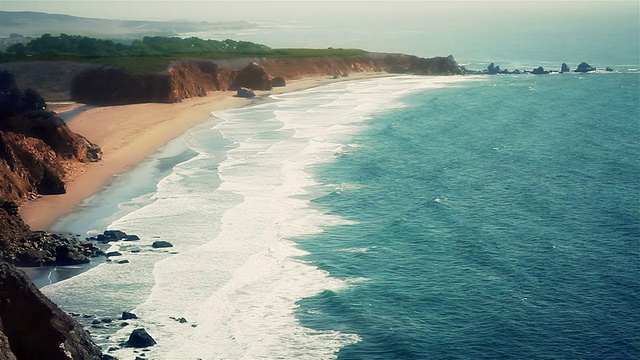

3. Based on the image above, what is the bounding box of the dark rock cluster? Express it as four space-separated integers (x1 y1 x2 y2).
466 61 603 75
0 200 104 266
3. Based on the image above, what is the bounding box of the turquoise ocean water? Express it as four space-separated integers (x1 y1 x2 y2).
42 6 639 359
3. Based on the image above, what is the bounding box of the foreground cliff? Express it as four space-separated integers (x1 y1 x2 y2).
0 71 104 266
69 53 461 105
0 261 104 359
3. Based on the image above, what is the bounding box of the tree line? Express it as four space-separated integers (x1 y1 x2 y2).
4 34 271 57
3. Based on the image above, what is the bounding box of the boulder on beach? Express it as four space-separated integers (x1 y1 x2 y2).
152 241 173 248
124 328 156 348
575 62 596 73
272 76 286 87
236 87 256 98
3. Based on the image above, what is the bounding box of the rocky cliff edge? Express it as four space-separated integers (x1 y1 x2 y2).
69 53 461 105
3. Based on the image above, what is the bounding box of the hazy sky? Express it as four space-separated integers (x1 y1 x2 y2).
2 1 637 23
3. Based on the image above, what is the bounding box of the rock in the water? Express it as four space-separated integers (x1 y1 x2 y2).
125 235 140 241
487 62 500 74
0 261 104 359
236 87 256 98
152 241 173 248
106 251 122 257
606 67 613 72
101 318 113 323
125 328 157 348
272 76 286 87
561 63 571 73
170 316 187 323
575 62 596 72
122 311 138 320
117 259 129 264
103 230 127 241
532 66 549 75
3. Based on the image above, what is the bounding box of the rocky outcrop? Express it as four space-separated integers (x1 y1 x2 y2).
561 63 571 73
272 76 286 87
575 62 596 73
0 261 104 359
0 110 101 202
124 328 156 348
0 200 103 266
532 66 549 75
229 62 272 91
236 87 256 98
151 240 173 248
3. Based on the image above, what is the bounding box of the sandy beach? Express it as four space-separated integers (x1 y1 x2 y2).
19 72 391 230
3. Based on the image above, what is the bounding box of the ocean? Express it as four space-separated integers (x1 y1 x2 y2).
41 6 640 360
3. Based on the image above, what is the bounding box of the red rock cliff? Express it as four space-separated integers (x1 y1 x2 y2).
0 111 101 202
70 53 461 105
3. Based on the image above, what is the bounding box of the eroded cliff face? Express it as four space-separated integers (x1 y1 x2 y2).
70 53 462 105
0 261 103 359
0 111 101 202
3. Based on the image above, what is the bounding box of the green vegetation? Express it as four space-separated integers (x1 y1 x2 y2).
0 34 368 73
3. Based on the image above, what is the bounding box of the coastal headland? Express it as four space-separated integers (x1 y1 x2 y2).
0 43 461 358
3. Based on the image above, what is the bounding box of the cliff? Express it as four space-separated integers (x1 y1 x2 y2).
0 261 104 359
69 53 461 105
0 74 103 266
0 110 101 201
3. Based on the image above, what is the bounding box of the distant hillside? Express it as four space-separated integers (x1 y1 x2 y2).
0 11 254 50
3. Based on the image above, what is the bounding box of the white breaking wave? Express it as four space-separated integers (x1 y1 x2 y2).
43 76 473 359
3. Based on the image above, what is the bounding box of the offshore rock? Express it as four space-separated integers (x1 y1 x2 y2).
0 261 103 359
125 328 156 348
575 62 596 73
487 62 500 74
532 66 549 75
151 240 173 248
121 311 138 320
561 63 571 73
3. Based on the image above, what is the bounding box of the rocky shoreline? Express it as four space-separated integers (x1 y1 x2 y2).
463 61 608 75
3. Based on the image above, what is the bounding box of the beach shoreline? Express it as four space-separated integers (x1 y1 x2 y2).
19 72 393 231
